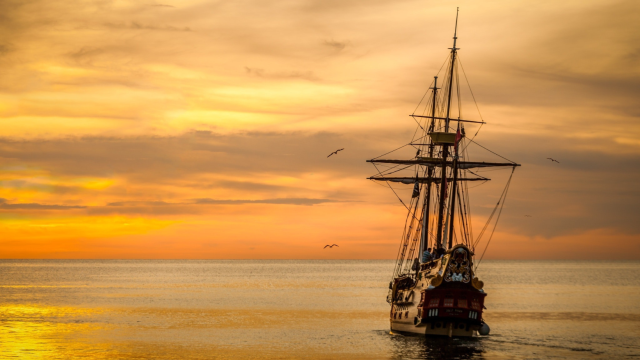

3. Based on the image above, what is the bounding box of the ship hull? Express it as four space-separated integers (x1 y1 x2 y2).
391 319 476 337
388 245 486 338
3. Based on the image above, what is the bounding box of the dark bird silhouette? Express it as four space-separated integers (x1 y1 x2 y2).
547 158 560 163
323 244 339 249
327 148 344 158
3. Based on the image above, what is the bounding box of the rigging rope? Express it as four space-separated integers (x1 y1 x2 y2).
372 163 409 210
416 81 435 132
457 56 484 123
456 57 485 151
462 140 474 243
456 186 470 247
412 55 451 115
372 144 411 160
370 132 433 161
472 171 509 249
392 194 417 279
378 164 415 176
474 166 516 271
411 117 425 130
466 138 518 164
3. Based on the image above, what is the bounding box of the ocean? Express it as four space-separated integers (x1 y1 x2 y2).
0 260 638 359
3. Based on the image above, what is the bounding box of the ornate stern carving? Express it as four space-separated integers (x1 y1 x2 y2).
444 247 471 283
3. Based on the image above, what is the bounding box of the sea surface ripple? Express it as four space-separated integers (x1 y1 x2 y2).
0 260 639 359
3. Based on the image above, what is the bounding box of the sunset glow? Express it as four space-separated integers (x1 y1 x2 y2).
1 0 638 259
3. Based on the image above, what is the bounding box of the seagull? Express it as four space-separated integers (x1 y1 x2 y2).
547 158 560 163
323 244 339 249
327 148 344 158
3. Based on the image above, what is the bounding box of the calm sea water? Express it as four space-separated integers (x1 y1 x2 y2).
0 260 639 359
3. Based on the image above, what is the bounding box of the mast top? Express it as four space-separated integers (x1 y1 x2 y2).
450 8 460 51
454 7 459 38
429 76 440 90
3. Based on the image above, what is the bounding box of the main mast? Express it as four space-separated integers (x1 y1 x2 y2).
418 76 439 260
435 7 460 251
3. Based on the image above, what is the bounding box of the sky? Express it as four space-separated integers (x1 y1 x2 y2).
0 0 639 259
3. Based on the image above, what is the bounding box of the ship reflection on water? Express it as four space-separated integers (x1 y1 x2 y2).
388 333 485 360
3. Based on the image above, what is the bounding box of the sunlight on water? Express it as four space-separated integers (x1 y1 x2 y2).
0 304 113 360
0 260 639 359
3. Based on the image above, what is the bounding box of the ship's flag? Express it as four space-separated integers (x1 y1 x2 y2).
412 181 420 198
454 127 462 151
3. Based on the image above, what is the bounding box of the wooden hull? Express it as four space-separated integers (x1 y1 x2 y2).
391 319 477 337
389 246 486 338
390 281 486 338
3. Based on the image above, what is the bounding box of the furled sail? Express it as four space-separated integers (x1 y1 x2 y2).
368 176 489 184
367 159 517 169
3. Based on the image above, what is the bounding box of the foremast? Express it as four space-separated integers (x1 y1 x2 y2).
418 76 438 260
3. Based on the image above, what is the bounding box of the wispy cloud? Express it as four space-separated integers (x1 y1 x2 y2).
244 67 320 81
0 198 86 210
323 39 348 52
106 198 336 207
103 22 192 32
193 198 334 205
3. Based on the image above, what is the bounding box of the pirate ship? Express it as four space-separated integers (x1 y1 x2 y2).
367 10 520 337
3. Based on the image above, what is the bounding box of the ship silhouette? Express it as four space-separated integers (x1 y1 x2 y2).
367 8 520 337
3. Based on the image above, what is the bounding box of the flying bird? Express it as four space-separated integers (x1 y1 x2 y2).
323 244 339 249
547 158 560 163
327 148 344 158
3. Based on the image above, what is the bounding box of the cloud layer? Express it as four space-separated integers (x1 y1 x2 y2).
0 0 638 258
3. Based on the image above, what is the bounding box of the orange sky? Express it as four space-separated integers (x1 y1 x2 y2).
0 0 639 259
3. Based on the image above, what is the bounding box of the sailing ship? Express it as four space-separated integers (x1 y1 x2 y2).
367 9 520 337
